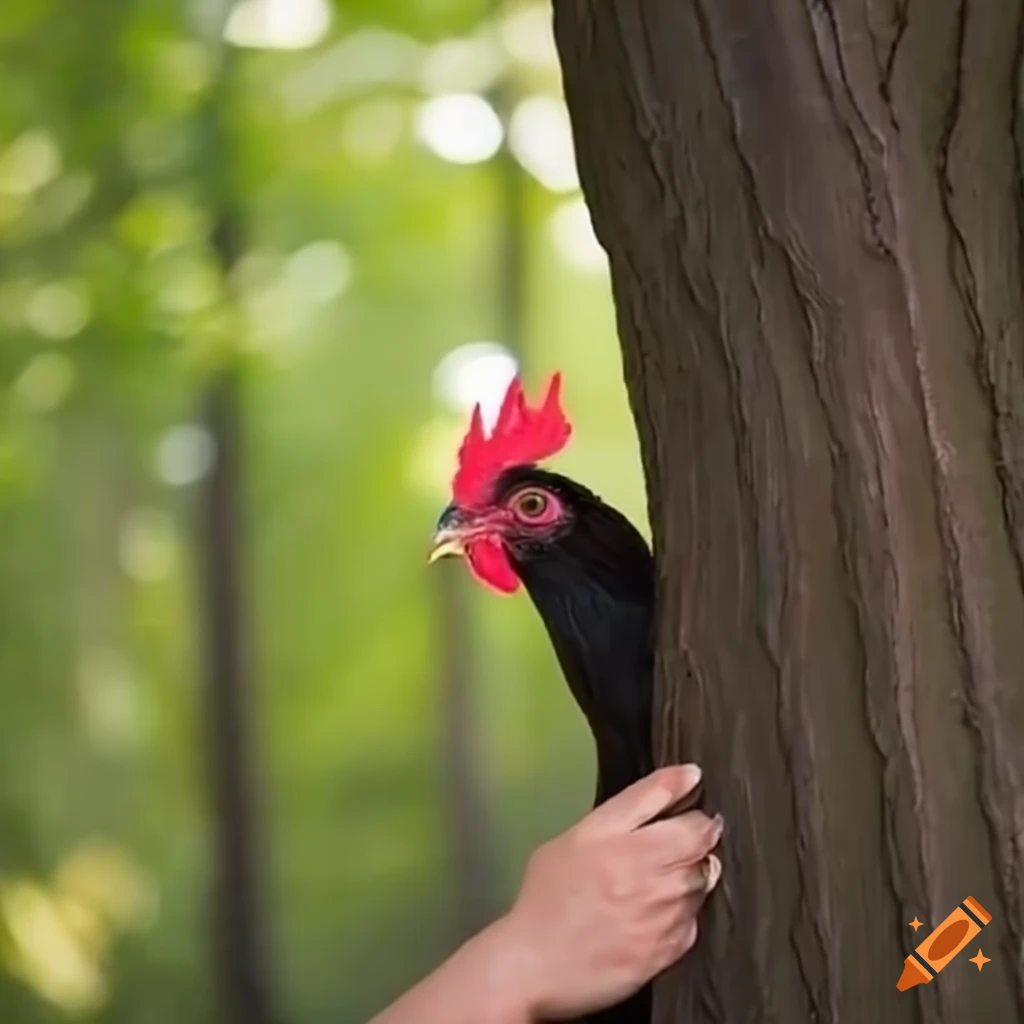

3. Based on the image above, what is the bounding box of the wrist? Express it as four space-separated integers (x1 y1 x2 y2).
369 915 537 1024
458 915 541 1024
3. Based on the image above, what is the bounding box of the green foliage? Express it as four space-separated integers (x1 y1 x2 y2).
0 0 644 1021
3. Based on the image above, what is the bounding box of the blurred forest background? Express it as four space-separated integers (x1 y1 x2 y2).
0 0 648 1021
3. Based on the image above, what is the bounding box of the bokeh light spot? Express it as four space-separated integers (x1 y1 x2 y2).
285 241 352 304
156 424 216 486
416 94 503 166
225 0 331 50
420 36 506 95
500 4 560 68
549 198 608 274
25 280 91 340
432 341 519 430
0 130 61 196
509 96 579 193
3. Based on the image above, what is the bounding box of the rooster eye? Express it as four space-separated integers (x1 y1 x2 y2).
513 490 549 519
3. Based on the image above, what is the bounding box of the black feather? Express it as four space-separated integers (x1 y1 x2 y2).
496 466 656 1024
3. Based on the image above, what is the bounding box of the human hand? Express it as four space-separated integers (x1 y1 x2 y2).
497 764 723 1020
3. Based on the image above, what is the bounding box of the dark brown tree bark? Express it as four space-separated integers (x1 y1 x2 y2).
554 3 1024 1023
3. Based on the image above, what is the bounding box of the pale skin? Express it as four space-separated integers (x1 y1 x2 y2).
370 764 723 1024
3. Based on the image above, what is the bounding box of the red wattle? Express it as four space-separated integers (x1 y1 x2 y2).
465 536 520 594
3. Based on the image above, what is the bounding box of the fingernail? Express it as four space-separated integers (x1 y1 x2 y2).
706 813 724 839
705 854 722 892
681 763 702 786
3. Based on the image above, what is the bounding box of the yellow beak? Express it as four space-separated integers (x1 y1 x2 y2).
428 529 466 564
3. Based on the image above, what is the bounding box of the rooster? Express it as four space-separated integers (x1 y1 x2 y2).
429 373 658 1023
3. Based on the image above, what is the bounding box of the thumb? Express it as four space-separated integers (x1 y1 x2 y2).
576 765 702 839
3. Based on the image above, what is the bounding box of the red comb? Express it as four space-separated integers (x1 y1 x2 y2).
452 373 572 507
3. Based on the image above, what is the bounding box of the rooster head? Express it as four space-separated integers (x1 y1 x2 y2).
429 373 574 594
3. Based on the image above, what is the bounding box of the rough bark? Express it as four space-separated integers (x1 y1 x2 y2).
554 3 1024 1023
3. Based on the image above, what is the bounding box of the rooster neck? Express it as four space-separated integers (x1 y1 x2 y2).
507 498 656 802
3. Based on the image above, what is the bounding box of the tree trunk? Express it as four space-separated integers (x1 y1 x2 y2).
196 18 279 1017
200 368 278 1024
435 561 497 937
554 3 1024 1023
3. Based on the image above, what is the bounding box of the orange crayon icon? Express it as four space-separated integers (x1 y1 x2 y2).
897 896 992 991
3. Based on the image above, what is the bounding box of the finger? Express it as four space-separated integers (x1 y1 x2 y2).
648 778 704 824
681 856 722 914
675 917 699 957
659 857 723 966
680 858 716 898
654 917 699 975
662 857 722 925
636 812 724 867
654 853 722 903
650 861 709 901
705 853 723 892
668 888 709 938
576 765 702 840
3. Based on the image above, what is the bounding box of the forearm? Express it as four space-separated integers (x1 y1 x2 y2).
369 917 536 1024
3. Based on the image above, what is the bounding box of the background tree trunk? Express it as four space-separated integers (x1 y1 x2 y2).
195 9 279 1020
554 3 1024 1023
